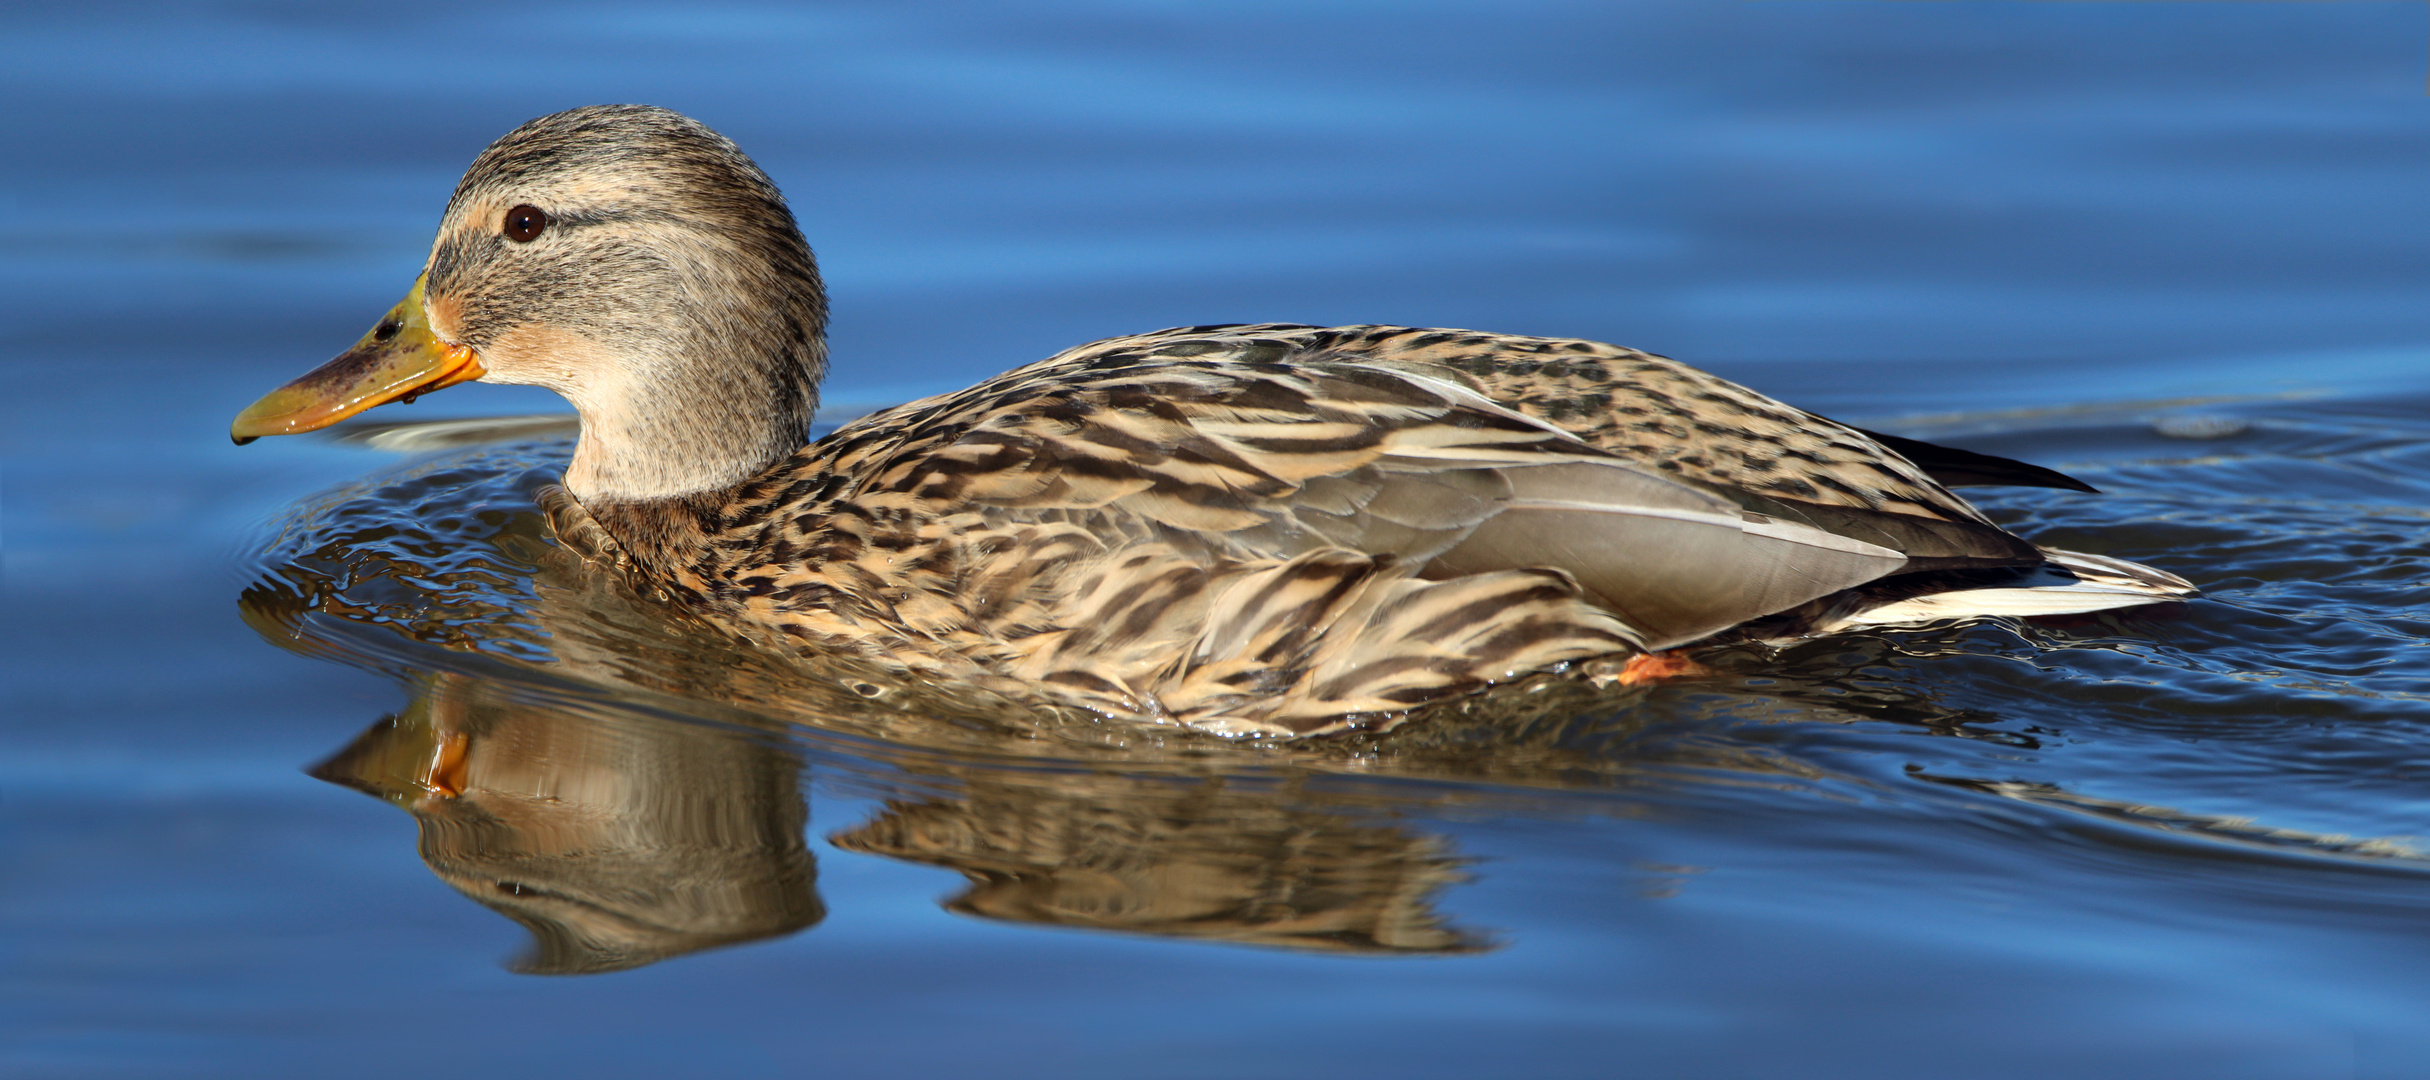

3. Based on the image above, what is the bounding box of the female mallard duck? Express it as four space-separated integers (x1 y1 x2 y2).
233 105 2194 737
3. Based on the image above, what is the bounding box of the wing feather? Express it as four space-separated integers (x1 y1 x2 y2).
722 323 2117 732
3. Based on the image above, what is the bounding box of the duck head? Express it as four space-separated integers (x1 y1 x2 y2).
232 105 829 502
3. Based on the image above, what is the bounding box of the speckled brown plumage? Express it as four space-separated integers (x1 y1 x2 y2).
262 105 2198 738
560 319 2179 736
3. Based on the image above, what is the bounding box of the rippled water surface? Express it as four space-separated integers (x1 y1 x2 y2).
9 3 2430 1077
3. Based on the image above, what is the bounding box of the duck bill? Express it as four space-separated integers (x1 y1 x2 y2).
230 275 486 444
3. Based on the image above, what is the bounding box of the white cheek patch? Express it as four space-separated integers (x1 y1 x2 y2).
476 323 613 392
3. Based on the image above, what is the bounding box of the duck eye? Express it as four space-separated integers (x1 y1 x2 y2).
503 204 549 243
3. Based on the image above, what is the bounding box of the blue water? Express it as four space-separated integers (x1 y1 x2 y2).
8 3 2430 1077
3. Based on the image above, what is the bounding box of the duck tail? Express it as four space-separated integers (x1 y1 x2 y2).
1801 546 2197 637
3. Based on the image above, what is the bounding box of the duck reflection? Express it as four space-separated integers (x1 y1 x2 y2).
833 774 1484 953
297 664 1490 968
307 672 821 974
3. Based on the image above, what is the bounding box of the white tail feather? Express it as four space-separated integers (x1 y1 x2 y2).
1812 546 2195 635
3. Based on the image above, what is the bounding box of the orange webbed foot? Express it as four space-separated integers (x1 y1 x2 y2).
1588 651 1711 688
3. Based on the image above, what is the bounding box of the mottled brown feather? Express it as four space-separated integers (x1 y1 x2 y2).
562 324 2064 734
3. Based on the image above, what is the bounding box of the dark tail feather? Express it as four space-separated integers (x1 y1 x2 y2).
1852 428 2100 493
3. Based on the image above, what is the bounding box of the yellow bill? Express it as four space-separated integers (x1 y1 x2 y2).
230 274 485 444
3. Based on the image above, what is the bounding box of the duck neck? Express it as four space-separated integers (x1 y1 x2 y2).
561 344 820 504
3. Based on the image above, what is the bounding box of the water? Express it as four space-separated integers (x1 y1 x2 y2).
7 3 2430 1077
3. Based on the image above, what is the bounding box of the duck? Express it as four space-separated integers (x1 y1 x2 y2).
232 104 2195 737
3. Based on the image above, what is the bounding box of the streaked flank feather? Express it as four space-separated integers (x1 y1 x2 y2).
235 105 2198 737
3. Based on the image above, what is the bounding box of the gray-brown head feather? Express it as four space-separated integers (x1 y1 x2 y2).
428 105 828 501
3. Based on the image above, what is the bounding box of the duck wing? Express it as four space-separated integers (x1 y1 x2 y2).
816 326 2030 651
1288 326 2063 566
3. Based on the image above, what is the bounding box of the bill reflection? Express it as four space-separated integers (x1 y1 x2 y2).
308 674 822 974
